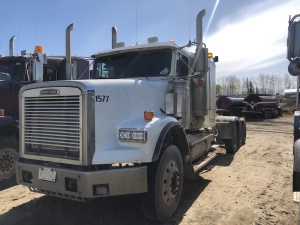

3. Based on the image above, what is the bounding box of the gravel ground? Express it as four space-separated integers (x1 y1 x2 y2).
0 114 298 225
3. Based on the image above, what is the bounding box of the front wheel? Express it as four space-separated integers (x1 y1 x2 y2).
0 137 18 181
142 145 183 221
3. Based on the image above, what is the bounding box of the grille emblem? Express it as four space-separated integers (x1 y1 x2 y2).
40 89 60 95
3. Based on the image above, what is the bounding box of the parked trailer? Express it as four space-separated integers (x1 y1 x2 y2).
0 25 89 181
242 94 282 119
216 96 246 116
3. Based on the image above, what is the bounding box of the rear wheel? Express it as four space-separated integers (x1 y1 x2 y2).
264 110 268 119
242 121 246 145
269 110 272 119
237 121 243 147
225 123 238 154
142 145 183 221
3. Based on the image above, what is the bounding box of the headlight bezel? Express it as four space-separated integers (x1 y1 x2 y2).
119 128 147 143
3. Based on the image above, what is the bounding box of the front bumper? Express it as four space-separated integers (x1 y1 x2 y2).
16 160 148 201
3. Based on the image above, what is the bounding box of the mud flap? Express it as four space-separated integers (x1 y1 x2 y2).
294 172 300 192
294 139 300 192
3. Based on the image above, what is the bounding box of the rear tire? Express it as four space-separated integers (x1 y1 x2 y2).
242 121 246 145
225 123 238 154
264 110 268 119
268 110 272 119
237 121 243 147
142 145 183 221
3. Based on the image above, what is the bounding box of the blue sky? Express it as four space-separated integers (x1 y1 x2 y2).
0 0 298 77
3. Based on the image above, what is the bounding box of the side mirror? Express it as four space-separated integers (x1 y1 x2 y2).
288 62 300 76
288 14 300 62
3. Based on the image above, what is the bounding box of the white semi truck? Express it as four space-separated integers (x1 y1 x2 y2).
15 10 245 221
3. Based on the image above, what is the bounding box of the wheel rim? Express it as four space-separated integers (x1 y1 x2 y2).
0 148 17 179
162 160 180 206
265 111 268 119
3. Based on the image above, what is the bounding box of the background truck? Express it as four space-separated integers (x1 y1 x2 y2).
242 94 282 119
216 95 246 116
0 24 89 181
15 10 246 221
288 13 300 211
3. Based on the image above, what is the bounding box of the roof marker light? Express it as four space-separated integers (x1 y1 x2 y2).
34 46 44 53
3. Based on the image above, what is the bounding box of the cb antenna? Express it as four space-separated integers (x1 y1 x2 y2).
17 25 20 55
189 0 191 42
136 3 138 45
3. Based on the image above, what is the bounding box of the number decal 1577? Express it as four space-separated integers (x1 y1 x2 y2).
96 95 109 102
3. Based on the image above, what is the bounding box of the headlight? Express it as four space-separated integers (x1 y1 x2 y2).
119 129 147 143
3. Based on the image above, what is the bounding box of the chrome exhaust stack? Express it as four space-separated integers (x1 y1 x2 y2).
191 9 216 130
9 36 16 56
66 23 73 80
112 26 117 49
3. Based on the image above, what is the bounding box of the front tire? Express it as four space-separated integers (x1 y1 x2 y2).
0 137 18 181
142 145 183 221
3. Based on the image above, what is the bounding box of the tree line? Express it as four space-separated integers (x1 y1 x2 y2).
216 73 298 96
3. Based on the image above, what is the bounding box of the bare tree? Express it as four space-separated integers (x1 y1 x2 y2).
216 73 289 96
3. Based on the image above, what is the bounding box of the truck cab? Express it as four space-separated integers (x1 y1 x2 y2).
0 55 60 128
0 30 89 181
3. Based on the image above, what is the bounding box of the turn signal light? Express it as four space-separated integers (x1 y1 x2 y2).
144 111 154 120
0 109 4 116
208 52 213 58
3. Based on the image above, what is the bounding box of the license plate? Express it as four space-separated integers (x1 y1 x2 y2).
38 168 56 182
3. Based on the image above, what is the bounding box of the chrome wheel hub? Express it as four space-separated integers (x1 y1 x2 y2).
0 148 17 179
162 160 181 206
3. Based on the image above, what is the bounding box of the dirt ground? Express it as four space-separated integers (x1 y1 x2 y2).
0 114 298 225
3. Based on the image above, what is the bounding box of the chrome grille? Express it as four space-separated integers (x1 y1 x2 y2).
24 96 81 160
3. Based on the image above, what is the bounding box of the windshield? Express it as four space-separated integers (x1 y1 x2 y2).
92 49 172 79
0 61 24 82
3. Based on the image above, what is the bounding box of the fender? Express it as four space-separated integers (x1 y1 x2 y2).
152 121 189 162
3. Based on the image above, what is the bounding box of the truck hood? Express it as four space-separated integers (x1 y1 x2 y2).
19 78 173 164
88 78 171 164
